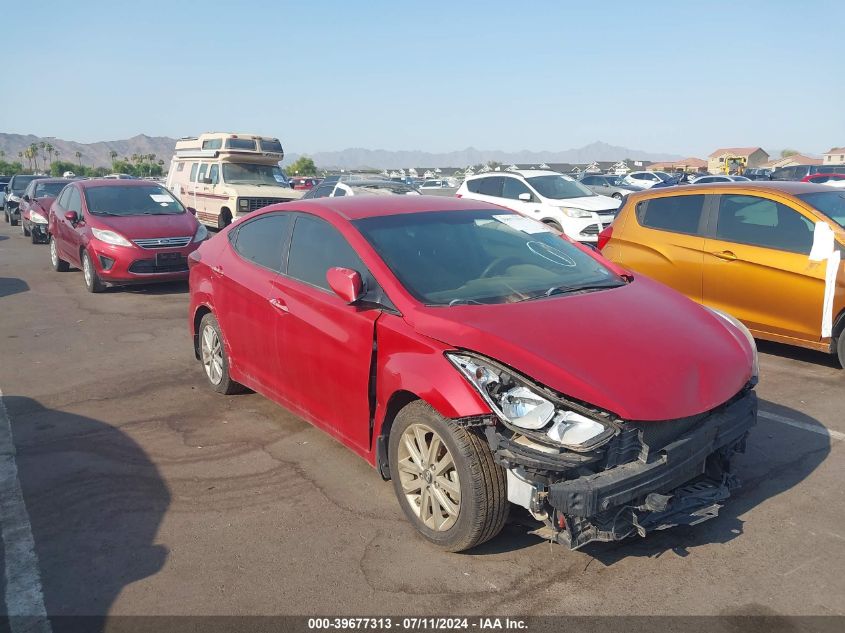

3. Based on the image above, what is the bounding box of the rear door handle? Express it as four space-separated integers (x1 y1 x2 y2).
211 265 224 276
269 298 289 313
711 250 738 261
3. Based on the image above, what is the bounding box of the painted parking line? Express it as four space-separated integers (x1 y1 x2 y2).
760 410 845 442
0 389 52 633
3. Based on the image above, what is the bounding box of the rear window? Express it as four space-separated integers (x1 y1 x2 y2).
638 194 705 234
226 138 257 150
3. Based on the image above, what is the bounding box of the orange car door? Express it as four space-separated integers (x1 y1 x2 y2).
703 193 824 342
612 193 708 302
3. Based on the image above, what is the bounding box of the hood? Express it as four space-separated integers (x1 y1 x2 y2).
219 184 304 199
93 212 199 239
556 195 620 212
407 276 753 421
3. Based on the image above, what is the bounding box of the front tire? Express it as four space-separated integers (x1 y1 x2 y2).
612 192 622 200
22 219 30 237
50 236 70 271
837 333 845 369
9 211 18 226
198 313 245 395
388 400 508 552
81 249 105 293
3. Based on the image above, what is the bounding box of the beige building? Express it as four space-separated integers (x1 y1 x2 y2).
823 147 845 165
648 157 708 173
762 154 823 170
707 147 769 173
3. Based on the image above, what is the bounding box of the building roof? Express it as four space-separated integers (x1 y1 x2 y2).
762 154 823 168
649 157 707 170
708 147 767 158
825 147 845 154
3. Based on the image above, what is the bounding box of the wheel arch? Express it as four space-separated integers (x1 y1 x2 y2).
192 304 213 359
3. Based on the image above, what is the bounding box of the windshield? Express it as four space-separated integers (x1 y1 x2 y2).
655 172 674 182
84 185 185 216
35 182 66 198
798 192 845 229
222 163 286 185
526 175 595 200
12 176 37 192
354 210 624 306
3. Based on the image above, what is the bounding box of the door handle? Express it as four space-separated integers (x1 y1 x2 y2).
268 298 289 313
211 265 223 276
711 250 738 261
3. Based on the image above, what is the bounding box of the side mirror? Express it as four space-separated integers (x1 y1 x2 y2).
326 267 364 304
809 221 836 261
64 210 79 224
518 192 532 202
23 194 30 202
186 206 197 215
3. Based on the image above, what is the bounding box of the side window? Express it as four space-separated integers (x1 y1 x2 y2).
638 194 705 234
208 164 219 185
66 187 82 215
311 184 334 198
232 214 291 272
477 177 504 197
501 178 532 200
287 215 366 292
56 187 71 208
202 139 223 150
332 185 346 197
466 179 483 194
189 163 198 182
197 164 208 182
176 162 185 172
716 195 814 254
581 176 597 185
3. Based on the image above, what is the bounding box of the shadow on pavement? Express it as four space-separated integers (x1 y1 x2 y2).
576 400 830 565
117 281 189 296
0 277 30 299
758 339 840 369
1 396 170 624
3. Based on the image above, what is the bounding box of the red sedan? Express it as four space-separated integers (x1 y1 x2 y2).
49 179 207 292
19 177 72 243
801 173 845 184
188 196 758 551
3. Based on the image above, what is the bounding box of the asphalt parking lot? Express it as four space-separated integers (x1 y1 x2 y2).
1 220 843 621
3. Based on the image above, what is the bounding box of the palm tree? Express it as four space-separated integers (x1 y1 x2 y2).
74 151 82 168
45 143 54 166
29 143 40 171
22 148 32 171
109 150 118 166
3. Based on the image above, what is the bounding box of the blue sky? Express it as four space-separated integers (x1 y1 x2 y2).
3 0 843 157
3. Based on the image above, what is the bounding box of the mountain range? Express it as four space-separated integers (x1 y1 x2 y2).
0 133 682 170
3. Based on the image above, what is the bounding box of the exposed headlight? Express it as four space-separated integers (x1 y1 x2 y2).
193 223 208 242
91 227 132 247
707 307 759 383
561 207 592 218
9 194 21 202
238 198 249 211
446 352 615 450
30 211 48 224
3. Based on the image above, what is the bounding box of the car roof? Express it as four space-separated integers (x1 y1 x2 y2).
285 193 505 220
625 180 834 201
32 178 74 185
76 178 164 189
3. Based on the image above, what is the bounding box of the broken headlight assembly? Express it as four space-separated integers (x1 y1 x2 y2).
446 351 615 451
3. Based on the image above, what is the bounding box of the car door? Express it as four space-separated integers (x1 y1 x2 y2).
213 212 292 395
702 193 823 342
273 213 381 454
615 193 709 301
62 186 86 266
500 177 542 219
469 176 505 206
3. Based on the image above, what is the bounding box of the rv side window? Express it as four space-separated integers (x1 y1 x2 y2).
209 164 219 185
176 162 185 172
189 163 198 182
197 164 208 182
202 139 223 150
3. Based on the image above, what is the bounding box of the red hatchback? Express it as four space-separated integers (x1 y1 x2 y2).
49 179 207 292
188 196 758 551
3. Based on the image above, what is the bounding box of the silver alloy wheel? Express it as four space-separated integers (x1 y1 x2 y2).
82 253 93 288
200 324 224 385
397 423 461 531
50 238 58 267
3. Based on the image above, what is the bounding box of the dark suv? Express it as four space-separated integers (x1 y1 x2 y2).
743 168 772 180
770 164 845 181
4 174 40 225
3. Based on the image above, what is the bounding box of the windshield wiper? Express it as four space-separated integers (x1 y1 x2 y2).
447 298 486 306
543 281 625 297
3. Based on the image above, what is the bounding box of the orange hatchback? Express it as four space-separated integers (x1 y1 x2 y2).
599 182 845 366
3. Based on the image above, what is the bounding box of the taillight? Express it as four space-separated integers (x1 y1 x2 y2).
597 225 613 251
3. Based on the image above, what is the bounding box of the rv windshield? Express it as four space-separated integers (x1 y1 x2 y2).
222 163 286 186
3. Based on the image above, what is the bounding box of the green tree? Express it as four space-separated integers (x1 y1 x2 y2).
109 150 118 165
29 144 40 171
74 151 83 167
780 148 799 158
284 156 318 176
45 143 54 165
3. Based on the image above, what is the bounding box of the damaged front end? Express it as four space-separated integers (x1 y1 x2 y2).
447 352 757 549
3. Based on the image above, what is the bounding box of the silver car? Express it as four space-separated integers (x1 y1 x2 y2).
578 174 644 199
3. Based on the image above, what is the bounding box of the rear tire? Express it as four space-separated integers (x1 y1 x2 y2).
50 236 70 272
9 211 18 226
198 313 246 395
82 249 105 293
612 192 622 200
388 400 508 552
22 220 30 237
837 333 845 370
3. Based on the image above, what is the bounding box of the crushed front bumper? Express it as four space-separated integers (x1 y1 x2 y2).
489 389 757 549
